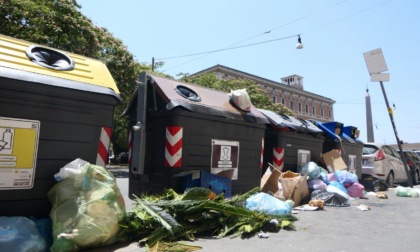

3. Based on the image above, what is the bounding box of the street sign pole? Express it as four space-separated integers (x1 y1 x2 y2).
379 81 413 187
364 48 413 187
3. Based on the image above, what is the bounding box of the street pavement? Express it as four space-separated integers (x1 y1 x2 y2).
86 166 420 252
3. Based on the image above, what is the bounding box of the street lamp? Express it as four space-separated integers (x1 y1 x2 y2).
296 35 303 49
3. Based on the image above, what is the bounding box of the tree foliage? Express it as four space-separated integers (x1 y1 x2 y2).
0 0 148 153
0 0 293 154
181 73 294 115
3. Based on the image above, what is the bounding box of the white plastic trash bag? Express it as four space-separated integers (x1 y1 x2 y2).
229 88 252 111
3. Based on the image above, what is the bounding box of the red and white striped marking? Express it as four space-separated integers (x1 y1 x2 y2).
128 130 133 164
164 126 183 167
273 147 285 171
96 127 112 167
260 137 264 169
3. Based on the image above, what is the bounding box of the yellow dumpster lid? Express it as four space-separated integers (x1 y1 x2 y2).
0 34 120 94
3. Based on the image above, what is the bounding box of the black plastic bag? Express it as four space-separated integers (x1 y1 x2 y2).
360 174 388 192
310 190 350 207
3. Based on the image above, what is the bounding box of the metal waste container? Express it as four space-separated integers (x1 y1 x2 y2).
125 73 267 197
341 126 364 178
310 120 363 178
259 109 324 174
0 35 120 217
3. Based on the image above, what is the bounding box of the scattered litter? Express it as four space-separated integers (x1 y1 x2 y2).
357 204 371 211
293 204 319 211
395 186 420 197
308 199 324 210
376 192 388 199
366 192 377 196
258 231 269 239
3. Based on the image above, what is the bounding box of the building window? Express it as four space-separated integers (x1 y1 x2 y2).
298 99 302 113
329 107 333 119
312 104 316 115
305 101 309 114
290 99 294 110
282 95 285 105
272 96 277 103
321 105 324 118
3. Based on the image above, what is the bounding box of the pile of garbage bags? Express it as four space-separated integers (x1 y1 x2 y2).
299 162 365 206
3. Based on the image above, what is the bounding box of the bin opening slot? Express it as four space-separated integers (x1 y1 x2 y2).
175 85 201 102
26 45 75 71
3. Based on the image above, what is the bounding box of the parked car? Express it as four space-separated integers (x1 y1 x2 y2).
414 150 420 158
362 143 408 187
397 150 420 185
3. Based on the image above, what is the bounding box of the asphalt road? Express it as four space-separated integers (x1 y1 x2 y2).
87 167 420 252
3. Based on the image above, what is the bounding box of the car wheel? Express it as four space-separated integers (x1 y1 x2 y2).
387 172 395 188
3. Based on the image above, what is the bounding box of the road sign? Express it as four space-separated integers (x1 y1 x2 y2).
363 48 388 75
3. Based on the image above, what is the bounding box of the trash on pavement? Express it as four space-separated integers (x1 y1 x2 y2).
48 159 126 252
294 204 319 211
280 170 309 207
357 204 371 211
298 161 321 181
246 192 294 215
308 199 325 210
121 187 298 248
258 231 269 239
310 190 350 207
0 216 48 252
376 192 388 199
395 186 420 197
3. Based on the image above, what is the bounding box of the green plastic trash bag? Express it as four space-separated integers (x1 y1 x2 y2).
48 159 126 252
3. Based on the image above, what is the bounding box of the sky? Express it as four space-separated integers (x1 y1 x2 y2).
78 0 420 145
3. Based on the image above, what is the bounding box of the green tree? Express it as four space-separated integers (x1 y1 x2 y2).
0 0 148 153
181 73 294 115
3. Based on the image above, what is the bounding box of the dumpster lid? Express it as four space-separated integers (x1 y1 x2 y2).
0 34 120 97
310 120 341 140
147 74 268 124
258 109 301 130
258 109 322 134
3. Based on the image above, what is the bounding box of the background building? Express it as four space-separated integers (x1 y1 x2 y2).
191 65 335 122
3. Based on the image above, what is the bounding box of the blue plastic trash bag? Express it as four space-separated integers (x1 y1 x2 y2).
245 192 294 215
334 170 359 184
319 168 329 184
327 181 349 200
0 216 47 252
299 162 320 180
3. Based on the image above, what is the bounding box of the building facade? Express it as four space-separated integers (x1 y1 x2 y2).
191 65 335 122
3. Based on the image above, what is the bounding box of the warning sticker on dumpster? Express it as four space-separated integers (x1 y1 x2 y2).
0 117 40 190
211 139 239 180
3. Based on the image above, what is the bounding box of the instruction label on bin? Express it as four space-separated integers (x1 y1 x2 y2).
347 155 356 174
211 139 239 180
297 149 311 167
0 117 40 190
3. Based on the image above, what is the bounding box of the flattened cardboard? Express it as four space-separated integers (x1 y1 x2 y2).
261 167 282 194
321 150 347 172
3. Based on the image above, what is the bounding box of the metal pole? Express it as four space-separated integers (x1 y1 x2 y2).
151 57 155 72
379 81 413 187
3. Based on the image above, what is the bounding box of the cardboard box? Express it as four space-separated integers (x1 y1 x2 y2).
321 150 347 172
174 170 232 197
260 165 285 200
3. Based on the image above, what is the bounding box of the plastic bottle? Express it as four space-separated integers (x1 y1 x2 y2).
54 167 82 181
